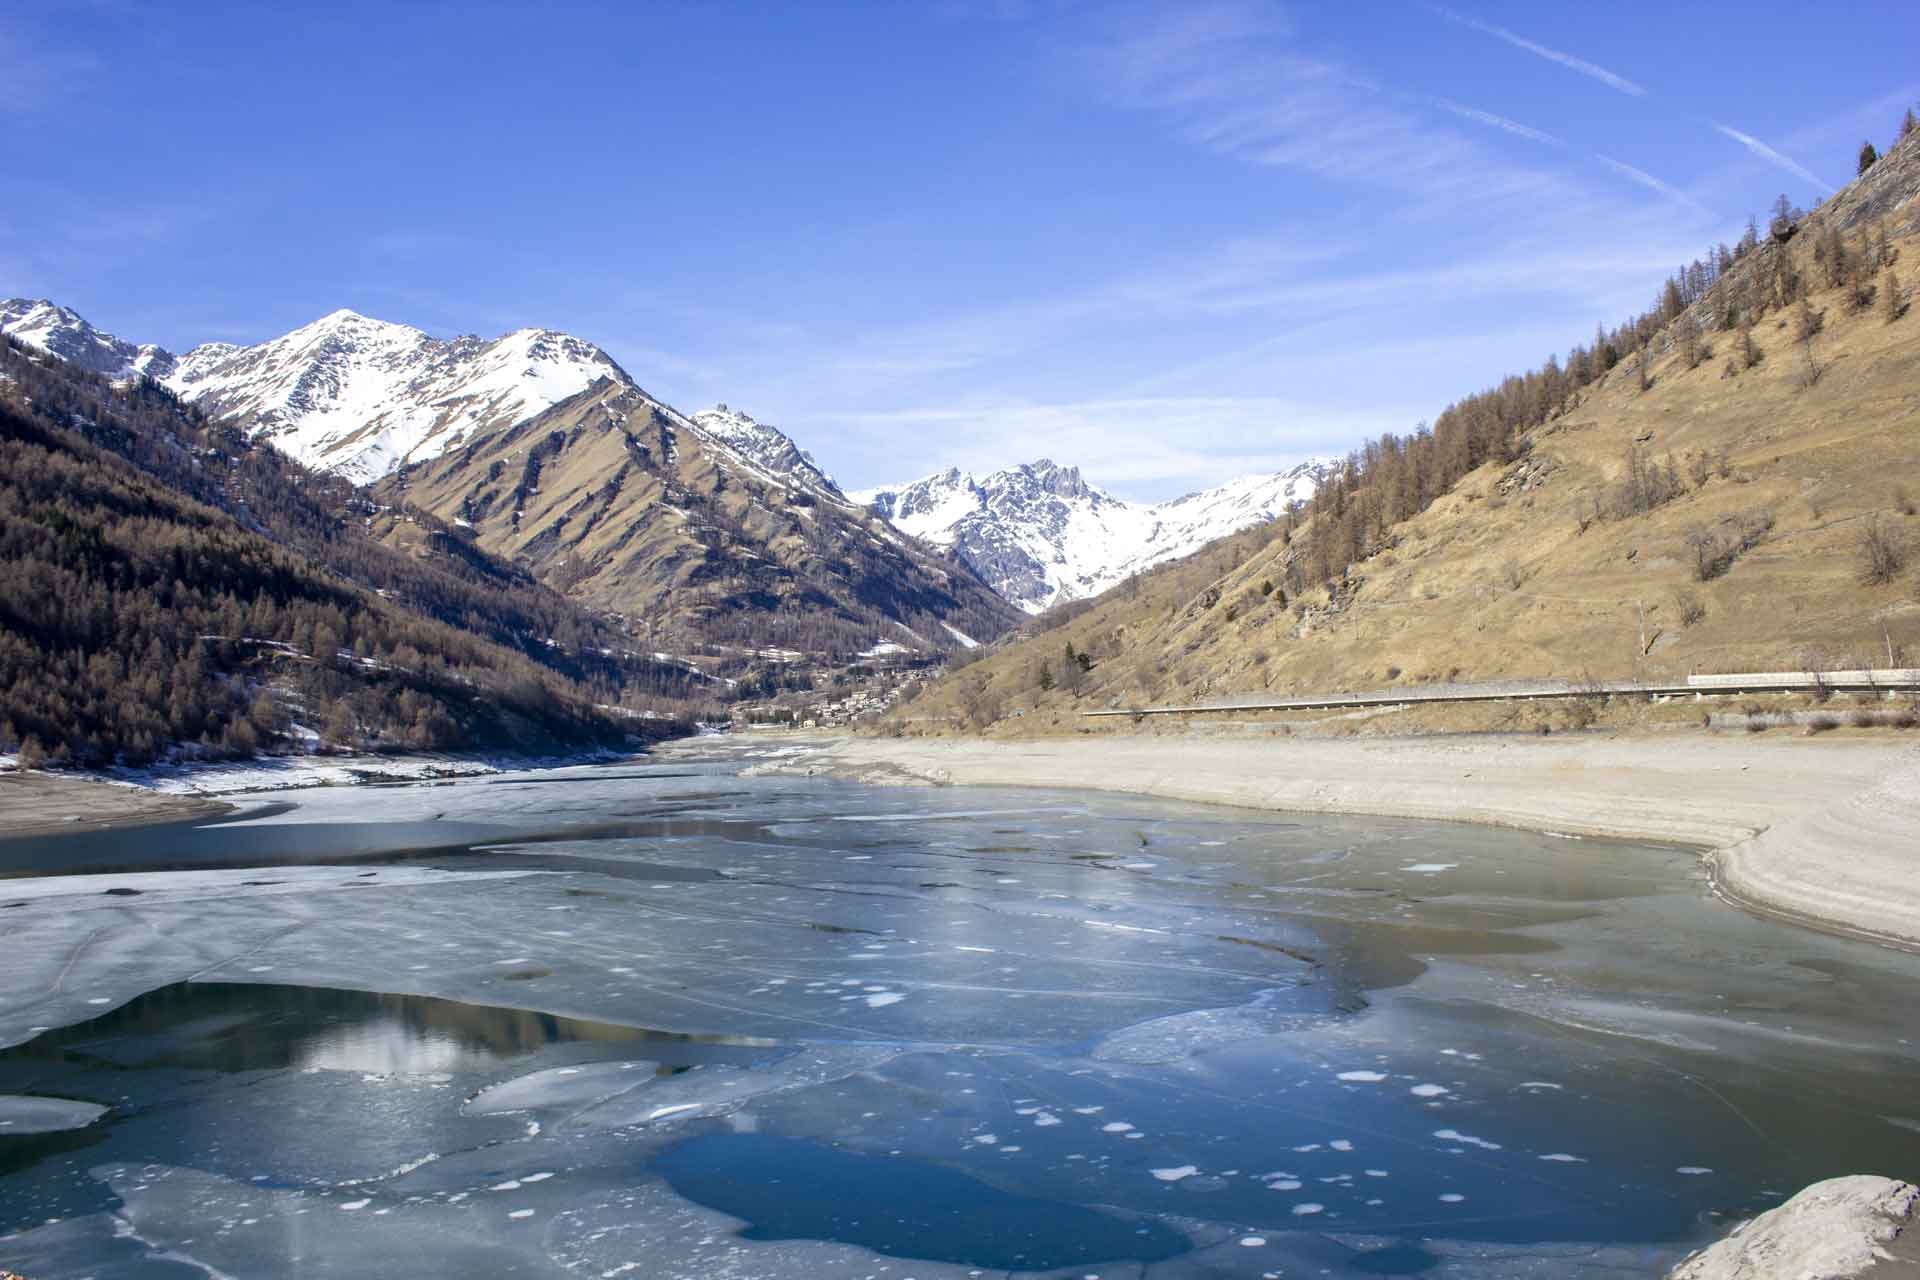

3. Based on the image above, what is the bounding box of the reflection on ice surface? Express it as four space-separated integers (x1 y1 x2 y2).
2 744 1919 1277
2 982 674 1075
296 1021 502 1076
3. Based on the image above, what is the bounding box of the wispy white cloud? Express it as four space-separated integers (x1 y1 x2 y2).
1436 8 1646 97
760 217 1708 494
1712 123 1834 193
1594 155 1716 218
1434 98 1561 146
1083 3 1563 207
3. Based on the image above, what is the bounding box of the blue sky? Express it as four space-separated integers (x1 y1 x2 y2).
4 2 1916 500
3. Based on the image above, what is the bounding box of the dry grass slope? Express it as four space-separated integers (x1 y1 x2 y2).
894 146 1920 739
374 384 1019 656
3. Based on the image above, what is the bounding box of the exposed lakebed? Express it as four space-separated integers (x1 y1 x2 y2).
2 741 1918 1277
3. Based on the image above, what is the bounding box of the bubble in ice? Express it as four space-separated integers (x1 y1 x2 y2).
1337 1070 1388 1083
1292 1203 1325 1216
1410 1084 1449 1097
1151 1166 1199 1182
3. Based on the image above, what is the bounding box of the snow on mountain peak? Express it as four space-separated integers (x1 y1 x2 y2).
158 309 634 484
1 297 175 382
689 403 842 498
4 298 642 485
858 456 1331 612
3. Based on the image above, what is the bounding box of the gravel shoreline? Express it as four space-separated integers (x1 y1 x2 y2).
0 773 233 840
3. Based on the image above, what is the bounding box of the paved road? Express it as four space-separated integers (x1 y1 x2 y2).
1083 670 1920 717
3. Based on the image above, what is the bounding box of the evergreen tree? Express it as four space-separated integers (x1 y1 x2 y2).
1769 193 1796 241
1660 278 1685 321
1858 141 1879 175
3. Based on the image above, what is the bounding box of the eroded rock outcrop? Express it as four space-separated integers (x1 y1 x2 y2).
1668 1176 1919 1279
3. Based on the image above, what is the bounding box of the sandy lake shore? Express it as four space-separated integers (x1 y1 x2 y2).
0 772 233 840
726 731 1920 951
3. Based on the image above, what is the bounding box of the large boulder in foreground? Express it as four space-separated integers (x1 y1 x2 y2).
1668 1176 1919 1279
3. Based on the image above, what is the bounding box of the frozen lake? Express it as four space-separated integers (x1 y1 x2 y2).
3 741 1918 1278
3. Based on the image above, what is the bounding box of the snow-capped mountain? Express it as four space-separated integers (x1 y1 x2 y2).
2 295 1319 621
2 300 634 484
167 311 633 484
690 403 843 500
1 301 870 500
855 458 1328 613
0 300 881 513
0 299 177 382
1 297 1021 651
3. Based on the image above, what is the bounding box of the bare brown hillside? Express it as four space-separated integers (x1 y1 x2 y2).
373 383 1018 658
891 135 1920 738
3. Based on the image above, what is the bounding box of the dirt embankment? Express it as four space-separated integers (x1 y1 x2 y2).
0 773 232 841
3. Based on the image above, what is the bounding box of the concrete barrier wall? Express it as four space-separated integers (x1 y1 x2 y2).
1686 670 1920 689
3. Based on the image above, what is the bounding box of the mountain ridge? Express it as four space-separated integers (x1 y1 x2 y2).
855 457 1330 612
2 299 1333 619
0 299 1021 658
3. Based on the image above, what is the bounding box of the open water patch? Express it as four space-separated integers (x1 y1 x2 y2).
652 1132 1189 1270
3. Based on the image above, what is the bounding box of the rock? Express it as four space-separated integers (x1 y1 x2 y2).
1667 1175 1920 1279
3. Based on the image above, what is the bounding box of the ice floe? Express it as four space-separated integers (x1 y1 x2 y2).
0 1094 108 1134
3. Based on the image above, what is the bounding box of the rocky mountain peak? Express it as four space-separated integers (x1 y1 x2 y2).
857 456 1332 613
689 403 841 498
1 298 177 382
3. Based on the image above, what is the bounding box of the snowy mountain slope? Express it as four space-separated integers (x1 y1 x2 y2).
1 302 852 504
855 458 1328 612
0 299 176 382
2 299 634 484
689 403 843 500
162 310 635 484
